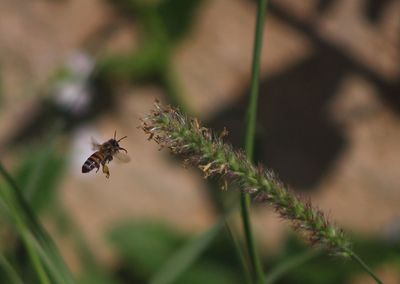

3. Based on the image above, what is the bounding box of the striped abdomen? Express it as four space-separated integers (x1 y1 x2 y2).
82 151 104 173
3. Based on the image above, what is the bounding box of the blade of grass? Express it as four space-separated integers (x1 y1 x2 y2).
27 233 77 284
0 252 24 284
242 0 269 283
16 218 50 284
1 175 50 284
0 162 75 284
264 249 320 284
149 217 225 284
24 122 62 200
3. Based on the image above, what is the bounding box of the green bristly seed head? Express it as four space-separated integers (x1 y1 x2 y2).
140 100 351 256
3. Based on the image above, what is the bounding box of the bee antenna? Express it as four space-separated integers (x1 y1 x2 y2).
114 130 117 140
118 135 127 142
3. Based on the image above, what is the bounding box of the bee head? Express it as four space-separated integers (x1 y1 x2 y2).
112 130 128 153
110 139 119 148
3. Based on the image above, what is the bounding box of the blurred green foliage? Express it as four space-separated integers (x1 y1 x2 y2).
105 221 399 284
98 0 202 112
14 147 65 213
0 159 74 284
108 221 185 279
264 235 399 284
150 218 227 284
108 0 202 43
107 220 243 284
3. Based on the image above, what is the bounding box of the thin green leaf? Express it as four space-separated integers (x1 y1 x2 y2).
150 218 225 284
223 221 252 284
174 260 240 284
0 162 75 284
264 249 320 284
2 180 50 284
15 122 64 213
0 253 24 284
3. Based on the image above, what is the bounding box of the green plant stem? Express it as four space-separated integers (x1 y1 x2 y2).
240 193 261 282
242 0 268 283
345 248 384 284
245 0 268 159
224 220 252 284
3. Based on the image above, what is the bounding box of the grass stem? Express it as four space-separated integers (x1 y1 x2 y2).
224 220 253 284
242 0 269 282
245 0 268 159
345 248 384 284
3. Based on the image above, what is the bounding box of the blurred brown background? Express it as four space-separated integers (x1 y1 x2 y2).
0 0 399 283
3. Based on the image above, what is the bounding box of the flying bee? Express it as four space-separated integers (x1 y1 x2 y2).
82 131 129 178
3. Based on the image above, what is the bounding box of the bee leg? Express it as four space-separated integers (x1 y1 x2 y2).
96 165 100 173
102 164 110 178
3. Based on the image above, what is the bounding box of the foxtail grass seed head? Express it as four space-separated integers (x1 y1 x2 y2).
140 100 351 256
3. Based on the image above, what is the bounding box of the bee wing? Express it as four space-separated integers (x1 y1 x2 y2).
91 137 102 150
115 151 131 163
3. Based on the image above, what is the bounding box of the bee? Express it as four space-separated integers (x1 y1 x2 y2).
82 131 129 178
